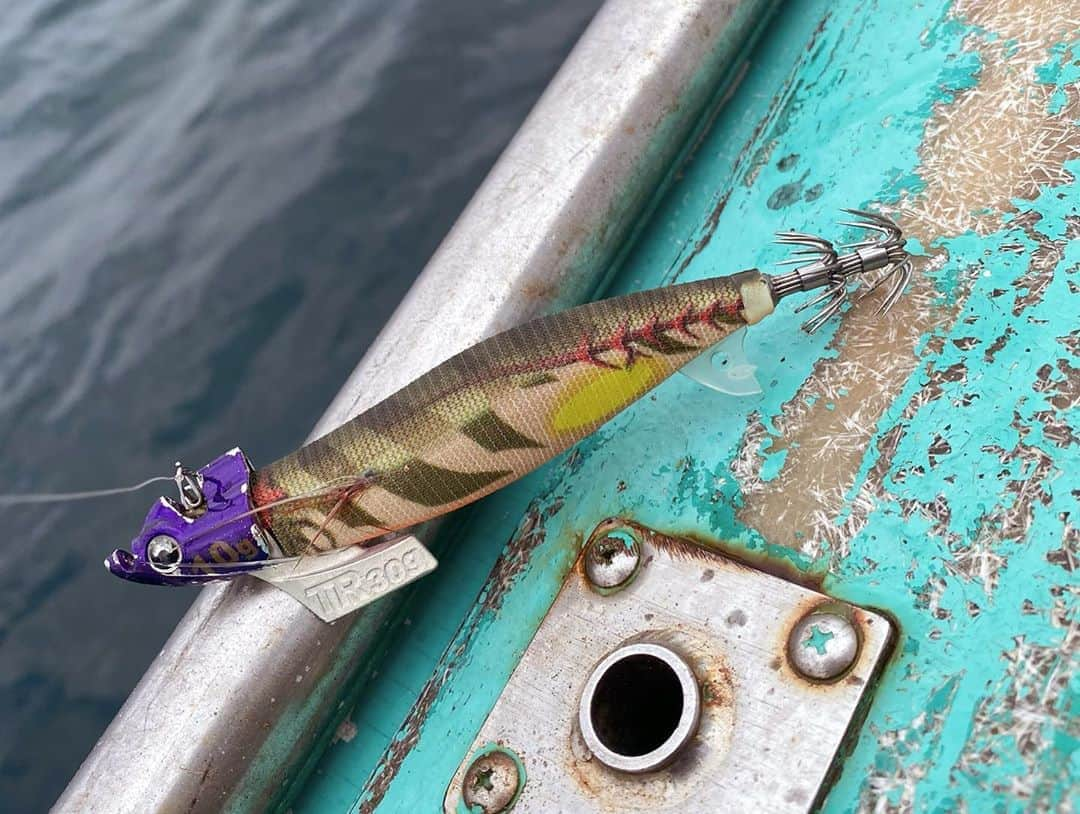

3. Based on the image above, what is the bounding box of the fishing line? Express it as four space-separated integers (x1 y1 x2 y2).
0 476 176 506
180 471 387 547
167 557 298 575
166 531 406 577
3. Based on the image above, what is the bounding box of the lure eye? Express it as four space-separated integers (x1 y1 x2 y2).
146 534 182 574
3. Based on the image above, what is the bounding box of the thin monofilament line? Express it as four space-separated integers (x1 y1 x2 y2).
168 556 303 575
0 476 175 506
180 472 386 547
167 532 403 577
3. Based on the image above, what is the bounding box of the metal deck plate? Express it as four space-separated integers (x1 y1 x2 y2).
444 521 893 813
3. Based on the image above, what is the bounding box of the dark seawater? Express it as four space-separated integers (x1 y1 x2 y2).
0 1 600 808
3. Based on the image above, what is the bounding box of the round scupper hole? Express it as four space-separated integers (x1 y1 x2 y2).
578 642 701 773
591 654 682 755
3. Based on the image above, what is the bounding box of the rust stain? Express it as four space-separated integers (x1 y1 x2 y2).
187 762 214 814
773 598 869 691
591 516 829 590
482 497 565 614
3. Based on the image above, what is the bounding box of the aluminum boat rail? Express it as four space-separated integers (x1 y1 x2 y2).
55 0 775 810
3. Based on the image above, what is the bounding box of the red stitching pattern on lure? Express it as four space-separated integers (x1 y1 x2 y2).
574 335 618 369
500 294 744 376
673 304 700 339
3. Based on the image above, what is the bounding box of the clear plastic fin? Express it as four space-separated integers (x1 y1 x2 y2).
678 327 763 396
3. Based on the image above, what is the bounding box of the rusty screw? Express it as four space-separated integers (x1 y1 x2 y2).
787 610 860 681
461 748 522 813
584 527 641 591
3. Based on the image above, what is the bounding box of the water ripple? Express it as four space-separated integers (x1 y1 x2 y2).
0 0 602 809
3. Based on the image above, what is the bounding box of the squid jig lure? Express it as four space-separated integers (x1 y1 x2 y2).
102 210 911 620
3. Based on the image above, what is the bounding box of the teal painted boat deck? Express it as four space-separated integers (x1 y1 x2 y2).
293 1 1079 811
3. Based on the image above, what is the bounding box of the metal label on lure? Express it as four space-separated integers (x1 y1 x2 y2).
254 535 438 622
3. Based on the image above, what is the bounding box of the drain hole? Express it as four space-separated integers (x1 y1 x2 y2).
579 642 702 772
590 653 684 757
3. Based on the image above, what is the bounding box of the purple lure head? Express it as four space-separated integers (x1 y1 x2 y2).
106 448 276 586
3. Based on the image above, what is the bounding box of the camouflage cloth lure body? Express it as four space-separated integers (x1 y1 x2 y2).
107 211 910 592
254 271 762 558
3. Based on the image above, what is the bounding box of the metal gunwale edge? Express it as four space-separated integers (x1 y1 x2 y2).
54 1 776 811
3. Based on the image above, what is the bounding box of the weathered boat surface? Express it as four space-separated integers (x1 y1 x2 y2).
292 0 1079 812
